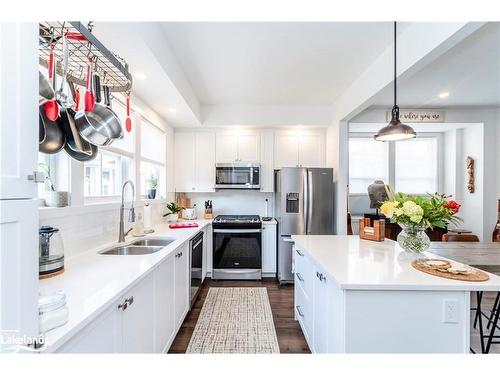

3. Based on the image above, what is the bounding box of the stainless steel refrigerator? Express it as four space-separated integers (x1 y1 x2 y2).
274 167 334 283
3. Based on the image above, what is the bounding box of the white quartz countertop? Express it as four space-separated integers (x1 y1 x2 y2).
291 235 500 291
39 219 212 352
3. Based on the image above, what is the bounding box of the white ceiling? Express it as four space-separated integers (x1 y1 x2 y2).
161 22 403 106
369 22 500 108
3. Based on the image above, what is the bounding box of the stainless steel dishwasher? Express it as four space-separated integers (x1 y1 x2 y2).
190 231 204 307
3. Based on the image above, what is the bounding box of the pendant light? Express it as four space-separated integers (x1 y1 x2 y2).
374 22 416 142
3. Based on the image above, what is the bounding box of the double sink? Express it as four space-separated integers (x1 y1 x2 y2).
99 238 175 255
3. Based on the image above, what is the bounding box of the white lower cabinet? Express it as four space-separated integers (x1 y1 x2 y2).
57 237 197 353
154 253 175 353
174 242 190 328
261 224 277 274
294 247 334 353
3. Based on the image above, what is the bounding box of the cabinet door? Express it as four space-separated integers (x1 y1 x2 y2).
237 133 260 162
274 134 299 168
0 200 38 352
313 267 331 353
298 134 323 167
56 300 122 353
0 23 38 200
174 132 196 192
260 130 274 192
195 132 215 192
261 225 277 274
216 133 239 163
122 272 155 353
174 242 190 328
154 254 176 353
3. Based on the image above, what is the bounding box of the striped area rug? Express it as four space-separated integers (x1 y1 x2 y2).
186 287 280 354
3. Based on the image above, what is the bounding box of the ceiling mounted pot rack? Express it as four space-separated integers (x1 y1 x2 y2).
39 21 133 93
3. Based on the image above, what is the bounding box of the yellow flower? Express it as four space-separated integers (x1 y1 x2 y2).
380 201 396 218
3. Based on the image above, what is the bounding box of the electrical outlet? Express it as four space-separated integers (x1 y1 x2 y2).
443 299 459 323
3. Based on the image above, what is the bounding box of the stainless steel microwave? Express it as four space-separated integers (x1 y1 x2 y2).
215 163 261 189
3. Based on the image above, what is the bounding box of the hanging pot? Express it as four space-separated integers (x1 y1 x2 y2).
63 142 97 162
39 108 65 154
74 80 123 146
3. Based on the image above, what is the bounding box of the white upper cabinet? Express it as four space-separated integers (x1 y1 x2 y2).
216 132 260 163
0 23 38 200
274 134 299 168
274 131 325 169
195 132 216 191
260 130 274 192
174 131 215 192
298 133 324 168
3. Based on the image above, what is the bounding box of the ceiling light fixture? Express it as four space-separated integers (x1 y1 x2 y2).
439 92 450 98
374 22 416 142
134 72 147 80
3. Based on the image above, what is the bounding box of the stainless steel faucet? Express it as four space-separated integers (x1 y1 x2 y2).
119 180 136 242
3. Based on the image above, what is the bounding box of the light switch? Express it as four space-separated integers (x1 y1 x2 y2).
443 299 459 323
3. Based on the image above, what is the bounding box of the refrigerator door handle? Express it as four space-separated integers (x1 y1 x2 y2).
307 170 313 234
303 171 309 234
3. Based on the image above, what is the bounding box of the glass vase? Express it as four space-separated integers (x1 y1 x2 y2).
397 224 431 254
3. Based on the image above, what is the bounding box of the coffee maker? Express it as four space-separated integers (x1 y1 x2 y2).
39 226 64 278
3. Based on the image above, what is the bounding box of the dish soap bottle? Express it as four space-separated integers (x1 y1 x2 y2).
133 212 145 237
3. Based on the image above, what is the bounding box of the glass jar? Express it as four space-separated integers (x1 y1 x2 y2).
397 224 431 254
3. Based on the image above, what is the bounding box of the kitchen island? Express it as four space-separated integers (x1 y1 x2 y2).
291 235 500 353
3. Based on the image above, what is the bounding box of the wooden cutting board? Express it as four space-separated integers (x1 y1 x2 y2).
412 260 490 282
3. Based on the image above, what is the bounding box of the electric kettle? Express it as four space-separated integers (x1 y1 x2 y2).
39 225 65 279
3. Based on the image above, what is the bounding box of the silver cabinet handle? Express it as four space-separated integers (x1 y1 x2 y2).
118 301 128 311
316 272 326 282
295 249 304 257
126 296 134 306
27 171 45 183
296 272 304 282
296 305 304 317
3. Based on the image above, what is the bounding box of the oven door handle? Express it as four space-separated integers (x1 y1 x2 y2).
191 239 203 248
213 229 262 233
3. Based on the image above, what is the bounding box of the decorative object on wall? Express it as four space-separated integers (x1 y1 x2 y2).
359 218 385 242
385 110 445 123
492 199 500 242
374 22 416 142
367 180 389 215
466 156 475 193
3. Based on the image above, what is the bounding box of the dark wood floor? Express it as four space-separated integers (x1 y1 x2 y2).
168 278 311 353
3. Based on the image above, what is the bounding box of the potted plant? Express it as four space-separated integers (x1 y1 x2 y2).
39 163 69 207
380 188 461 254
147 175 158 199
163 202 183 222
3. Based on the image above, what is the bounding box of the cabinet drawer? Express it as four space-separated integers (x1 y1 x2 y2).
295 280 313 347
294 248 313 299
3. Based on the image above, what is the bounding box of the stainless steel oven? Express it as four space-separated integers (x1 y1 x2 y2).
215 163 260 189
212 215 262 280
190 231 203 307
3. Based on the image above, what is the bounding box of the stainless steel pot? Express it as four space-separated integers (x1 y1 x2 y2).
74 81 123 146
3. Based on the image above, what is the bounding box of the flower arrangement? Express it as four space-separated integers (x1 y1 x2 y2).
380 191 462 230
380 188 462 253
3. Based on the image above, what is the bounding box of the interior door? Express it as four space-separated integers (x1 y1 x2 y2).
154 253 175 353
0 200 38 352
0 23 38 200
306 168 334 235
122 272 155 353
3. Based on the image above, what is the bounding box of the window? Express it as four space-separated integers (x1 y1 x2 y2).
348 133 440 196
140 118 166 197
84 150 134 197
395 137 438 194
349 137 389 194
38 152 70 199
